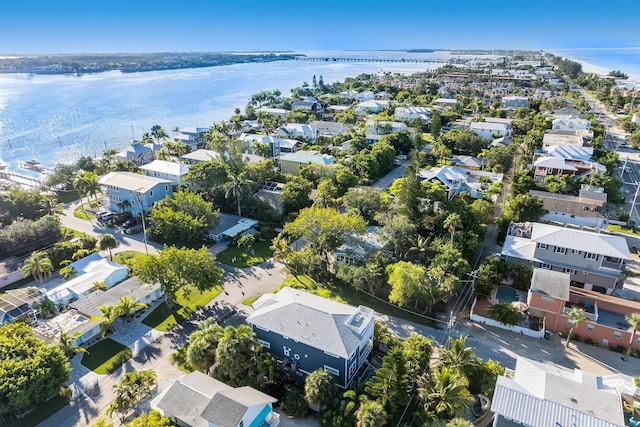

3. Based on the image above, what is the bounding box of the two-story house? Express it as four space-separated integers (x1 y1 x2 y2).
394 106 431 122
152 371 279 427
532 144 605 181
246 287 375 389
139 159 190 185
98 171 173 217
501 222 631 294
278 123 316 142
310 120 351 138
238 133 281 158
114 140 154 166
355 100 389 115
174 127 209 150
529 190 608 231
552 117 591 132
279 150 334 175
470 121 512 141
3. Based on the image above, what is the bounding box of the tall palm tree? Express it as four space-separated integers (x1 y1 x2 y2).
115 295 147 322
356 398 388 427
271 234 292 269
96 305 118 337
443 213 462 247
565 308 588 347
151 125 169 143
156 146 172 161
21 251 54 285
625 312 640 359
57 332 88 359
72 173 88 211
304 369 337 410
440 336 477 373
418 365 473 420
224 173 252 217
206 131 228 157
82 171 100 202
97 233 118 260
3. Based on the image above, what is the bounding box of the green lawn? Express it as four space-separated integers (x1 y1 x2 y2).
609 224 640 236
216 239 273 268
242 296 259 306
61 226 90 239
113 250 148 271
3 390 71 427
142 285 222 331
73 206 95 220
81 338 132 374
56 190 80 204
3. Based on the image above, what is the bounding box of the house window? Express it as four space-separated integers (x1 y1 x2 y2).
586 324 595 332
540 263 552 270
573 250 581 254
537 243 548 249
257 339 270 349
149 190 153 197
585 252 598 260
165 185 169 191
324 366 340 376
554 247 566 254
348 362 357 377
613 331 622 339
564 268 576 275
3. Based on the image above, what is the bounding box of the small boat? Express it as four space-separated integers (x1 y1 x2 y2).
20 159 45 172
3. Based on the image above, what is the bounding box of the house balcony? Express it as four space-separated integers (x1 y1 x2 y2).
359 340 373 366
266 411 280 427
600 260 624 271
564 300 598 322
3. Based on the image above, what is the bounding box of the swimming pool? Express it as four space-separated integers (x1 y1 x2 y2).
496 286 519 303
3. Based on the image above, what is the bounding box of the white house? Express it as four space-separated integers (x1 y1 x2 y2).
419 166 502 199
174 127 209 150
552 117 592 132
355 91 375 102
310 120 351 137
256 106 288 120
432 98 460 108
278 123 316 142
139 160 190 185
355 100 389 115
502 96 529 109
114 140 154 166
470 121 512 140
394 107 431 122
238 133 282 158
181 149 223 165
99 171 173 217
365 120 408 135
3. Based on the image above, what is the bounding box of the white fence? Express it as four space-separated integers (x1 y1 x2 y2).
470 298 545 339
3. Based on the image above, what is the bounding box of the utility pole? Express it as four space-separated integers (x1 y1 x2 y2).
446 310 457 348
134 188 149 255
629 181 640 224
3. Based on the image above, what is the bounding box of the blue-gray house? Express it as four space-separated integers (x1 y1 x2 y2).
246 287 375 388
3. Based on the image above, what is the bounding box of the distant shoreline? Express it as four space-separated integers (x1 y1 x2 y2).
0 52 301 75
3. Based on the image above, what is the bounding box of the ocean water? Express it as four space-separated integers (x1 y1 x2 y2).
549 47 640 81
0 50 454 174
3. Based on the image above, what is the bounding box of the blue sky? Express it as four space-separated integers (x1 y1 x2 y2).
1 0 639 54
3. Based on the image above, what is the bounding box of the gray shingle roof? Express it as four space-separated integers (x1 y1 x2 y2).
246 287 373 358
201 387 276 427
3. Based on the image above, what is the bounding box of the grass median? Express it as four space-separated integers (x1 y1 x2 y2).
142 285 222 332
81 338 132 374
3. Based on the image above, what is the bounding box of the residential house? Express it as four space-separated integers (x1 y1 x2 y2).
139 160 190 185
246 287 375 388
114 140 155 166
502 96 529 109
339 90 358 100
532 144 604 181
552 117 591 132
151 371 279 427
450 155 487 171
99 171 173 217
490 136 513 148
419 166 502 199
355 91 375 102
432 98 460 108
526 268 640 353
470 121 512 141
291 100 322 112
278 123 316 142
374 91 390 100
394 107 431 122
542 131 586 147
491 355 633 427
181 149 223 165
501 222 631 293
334 226 384 265
484 117 513 126
238 133 281 158
255 181 285 212
256 107 288 120
355 100 389 115
208 213 259 243
175 127 209 151
365 120 408 135
529 190 608 231
310 120 351 137
44 252 128 308
278 138 300 153
279 150 334 175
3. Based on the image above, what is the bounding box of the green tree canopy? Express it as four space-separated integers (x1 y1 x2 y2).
280 174 313 215
304 369 338 410
136 246 223 307
387 261 428 309
0 323 70 417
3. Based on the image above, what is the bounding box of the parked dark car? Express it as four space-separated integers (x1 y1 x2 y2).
122 218 139 229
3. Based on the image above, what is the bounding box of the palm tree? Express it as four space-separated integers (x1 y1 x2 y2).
417 365 473 420
224 173 252 217
116 199 131 213
60 266 77 280
271 234 292 269
151 125 169 143
97 234 118 260
57 332 88 359
443 213 462 247
172 141 191 161
565 308 588 347
206 131 228 157
356 398 388 427
82 171 100 202
253 142 272 158
72 173 89 211
440 336 477 373
625 313 640 359
156 146 172 161
21 251 54 285
116 295 147 322
96 305 118 337
304 369 337 410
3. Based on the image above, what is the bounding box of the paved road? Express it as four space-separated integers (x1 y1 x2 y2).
372 161 408 189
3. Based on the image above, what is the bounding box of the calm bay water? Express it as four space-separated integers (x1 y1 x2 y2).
0 48 637 174
549 47 640 80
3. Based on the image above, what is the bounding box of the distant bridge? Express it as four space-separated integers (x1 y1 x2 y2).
294 57 456 64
